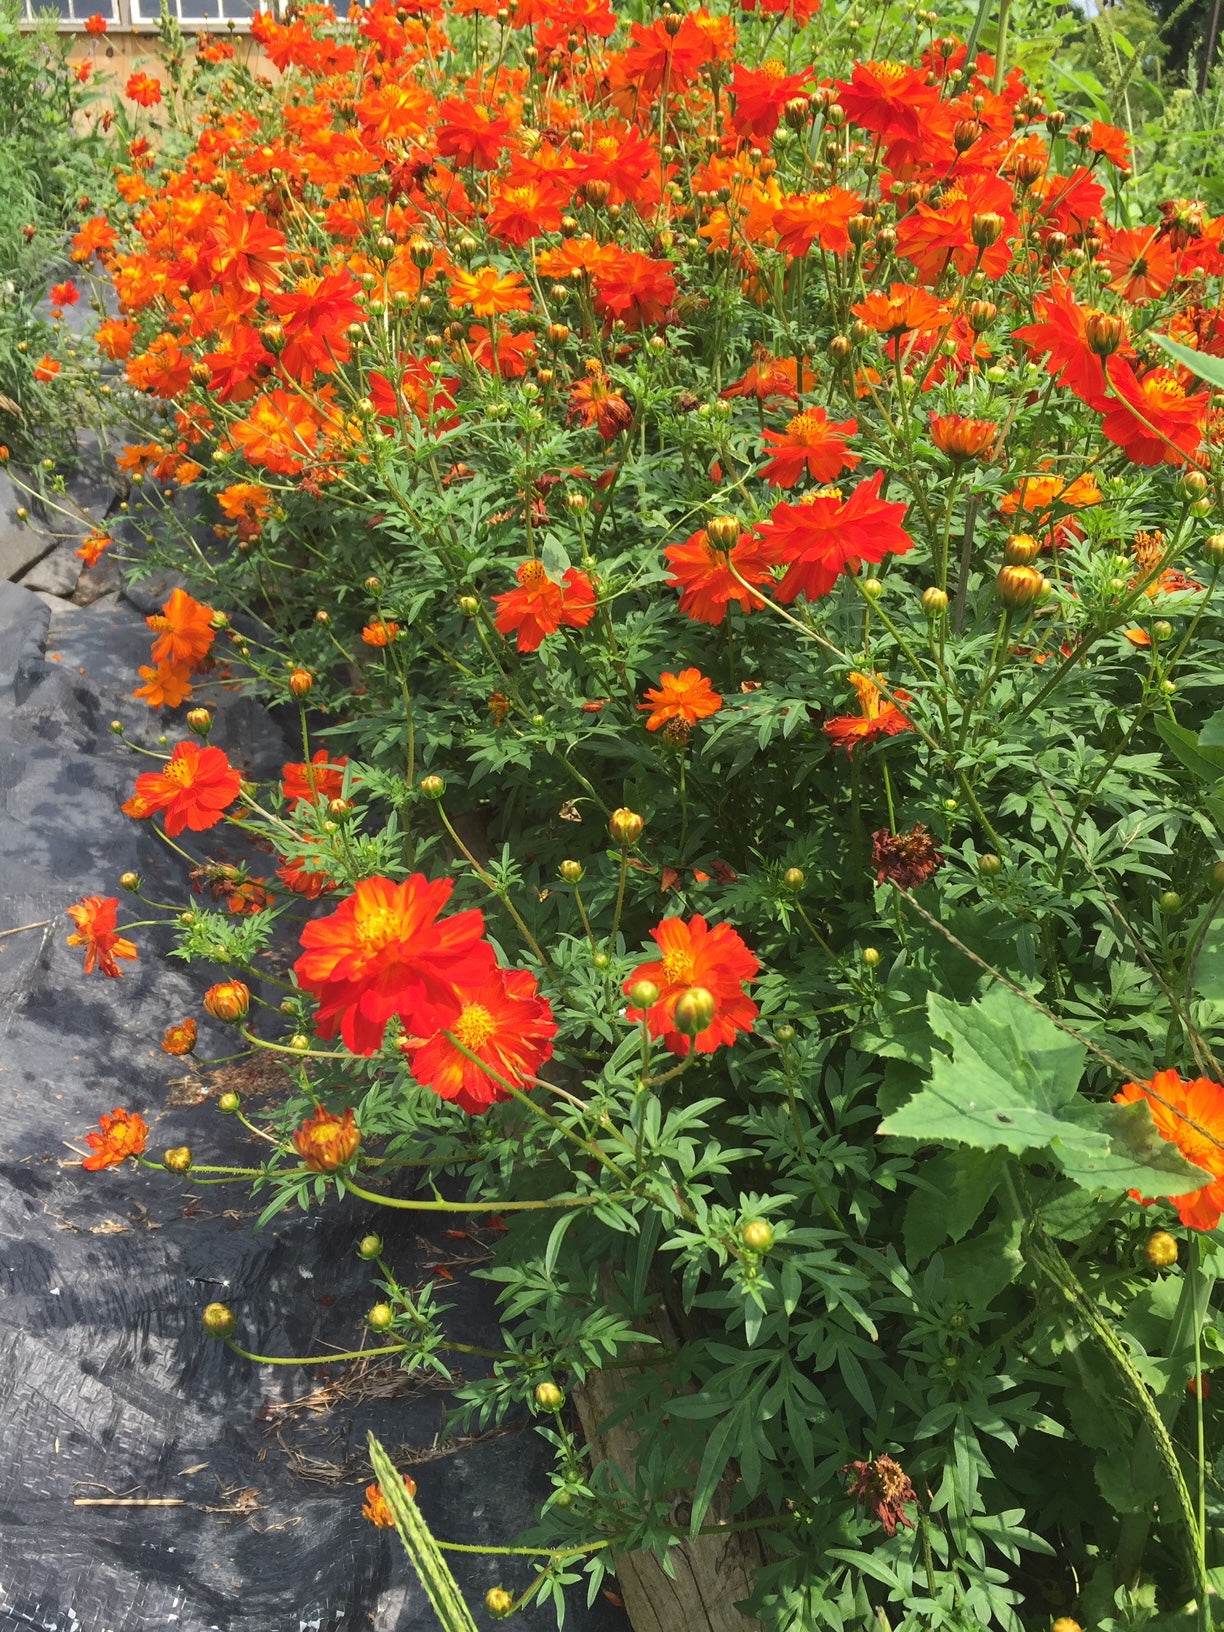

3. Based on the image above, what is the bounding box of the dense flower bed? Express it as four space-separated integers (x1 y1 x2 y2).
43 1 1224 1625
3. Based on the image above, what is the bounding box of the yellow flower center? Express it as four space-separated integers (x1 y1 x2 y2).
661 948 694 983
354 903 402 950
163 756 195 786
786 411 825 443
452 1002 497 1051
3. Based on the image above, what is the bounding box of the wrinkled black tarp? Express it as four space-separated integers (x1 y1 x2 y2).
0 579 627 1632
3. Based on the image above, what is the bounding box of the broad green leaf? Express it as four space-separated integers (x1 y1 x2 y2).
1193 915 1224 1001
1153 718 1224 784
879 987 1207 1198
1200 706 1224 749
1151 331 1224 392
903 1148 1008 1264
880 986 1086 1154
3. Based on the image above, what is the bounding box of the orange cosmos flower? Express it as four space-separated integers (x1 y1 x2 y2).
283 750 349 807
227 389 324 476
294 874 497 1054
754 471 914 603
66 895 138 978
402 967 557 1114
823 672 914 753
293 1106 361 1171
217 482 272 528
1101 226 1175 304
624 915 759 1057
33 355 60 383
773 187 863 258
436 99 512 169
493 561 597 653
640 669 723 732
72 217 117 265
207 208 287 307
447 267 533 318
125 71 162 106
146 587 215 670
133 661 193 709
929 414 998 462
1114 1070 1224 1229
851 282 949 338
664 524 775 626
362 1474 417 1527
1086 119 1132 172
94 317 135 359
49 281 79 309
122 740 242 837
76 530 112 568
569 362 633 441
85 11 108 31
361 620 401 647
162 1019 198 1056
721 346 814 405
760 408 859 488
81 1107 149 1170
1013 280 1115 412
591 249 676 330
1101 360 1209 467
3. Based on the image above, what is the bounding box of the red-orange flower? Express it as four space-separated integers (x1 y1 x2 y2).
122 740 242 837
760 408 859 488
81 1107 149 1170
1114 1070 1224 1229
162 1019 198 1055
624 915 759 1057
294 874 497 1054
1101 360 1209 467
293 1106 361 1171
664 525 775 626
125 71 162 106
85 12 108 31
823 673 914 753
493 561 597 653
402 966 557 1114
569 362 633 441
640 669 722 732
362 620 401 646
362 1474 417 1527
146 587 215 669
754 471 914 603
66 895 137 978
1101 226 1175 304
283 750 349 807
448 267 532 318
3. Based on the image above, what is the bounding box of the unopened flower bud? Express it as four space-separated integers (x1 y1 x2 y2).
1182 468 1210 499
534 1381 564 1410
970 212 1004 248
357 1233 383 1260
408 234 433 269
1004 534 1041 565
288 668 313 697
418 774 445 800
1144 1230 1178 1268
921 586 949 616
1205 532 1224 564
996 564 1045 608
203 980 250 1022
559 859 584 883
185 707 212 737
217 1091 241 1114
119 870 141 892
486 1589 515 1620
609 807 644 847
163 1146 192 1174
705 514 741 550
782 866 805 892
741 1219 774 1252
862 946 881 967
368 1302 394 1331
967 299 997 332
673 985 716 1036
202 1301 236 1338
627 979 660 1010
1084 310 1127 357
978 853 1003 875
861 577 883 600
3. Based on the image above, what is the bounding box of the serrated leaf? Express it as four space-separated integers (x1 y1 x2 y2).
1057 1098 1212 1197
880 986 1086 1153
903 1149 1007 1263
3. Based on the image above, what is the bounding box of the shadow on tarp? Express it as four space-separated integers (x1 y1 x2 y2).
0 581 629 1632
